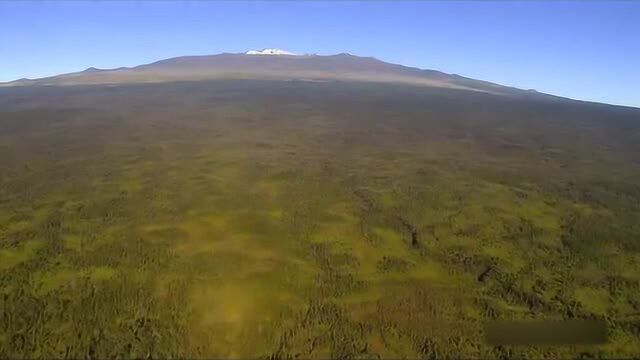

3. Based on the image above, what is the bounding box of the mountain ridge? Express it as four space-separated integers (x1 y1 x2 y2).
0 51 619 107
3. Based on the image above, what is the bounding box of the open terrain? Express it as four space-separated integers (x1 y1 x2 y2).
1 56 640 358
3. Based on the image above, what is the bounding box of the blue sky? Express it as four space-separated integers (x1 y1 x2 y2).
1 1 639 107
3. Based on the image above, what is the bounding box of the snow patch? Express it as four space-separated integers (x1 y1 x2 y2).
245 48 296 56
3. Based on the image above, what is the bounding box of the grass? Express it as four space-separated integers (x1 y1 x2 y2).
0 79 639 358
0 240 44 271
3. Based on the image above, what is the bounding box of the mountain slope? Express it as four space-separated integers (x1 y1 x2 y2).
1 52 550 99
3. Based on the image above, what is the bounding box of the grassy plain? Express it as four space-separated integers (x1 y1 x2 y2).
1 80 639 358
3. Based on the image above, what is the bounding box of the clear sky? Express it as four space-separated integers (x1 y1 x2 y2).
1 1 639 107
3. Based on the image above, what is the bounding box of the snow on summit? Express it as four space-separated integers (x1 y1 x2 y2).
245 48 296 56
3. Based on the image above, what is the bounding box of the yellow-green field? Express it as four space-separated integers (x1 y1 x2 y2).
1 80 639 358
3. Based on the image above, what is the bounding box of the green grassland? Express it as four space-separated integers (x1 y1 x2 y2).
1 80 639 358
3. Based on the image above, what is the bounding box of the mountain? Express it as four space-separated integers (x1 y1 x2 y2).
1 48 640 359
1 50 558 100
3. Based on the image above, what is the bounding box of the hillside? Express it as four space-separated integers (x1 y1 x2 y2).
2 51 559 100
1 56 640 358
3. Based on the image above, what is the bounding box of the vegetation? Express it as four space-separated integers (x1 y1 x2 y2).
0 79 639 358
